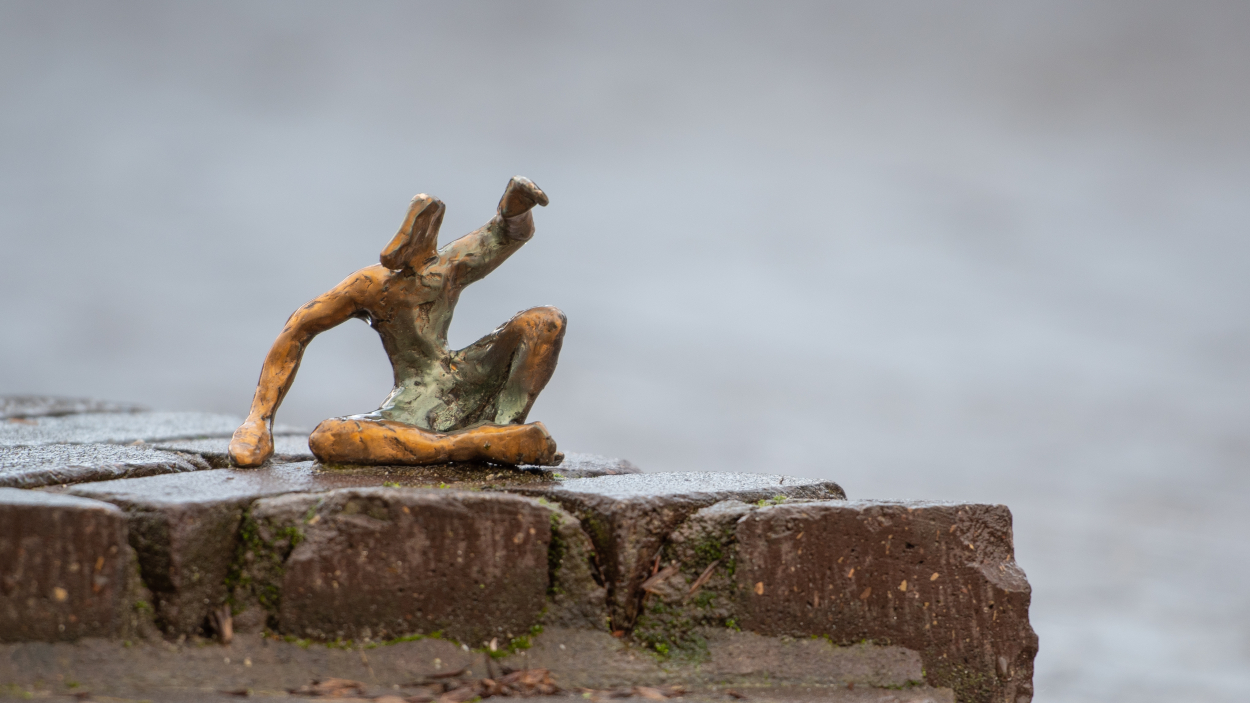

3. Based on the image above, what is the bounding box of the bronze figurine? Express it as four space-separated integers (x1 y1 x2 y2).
229 177 565 468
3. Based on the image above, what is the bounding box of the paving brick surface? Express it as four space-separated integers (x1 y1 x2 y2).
0 411 232 446
0 444 210 488
0 395 146 419
0 488 134 642
511 473 845 628
0 410 304 447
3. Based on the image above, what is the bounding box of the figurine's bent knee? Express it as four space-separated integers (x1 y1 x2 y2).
515 306 566 341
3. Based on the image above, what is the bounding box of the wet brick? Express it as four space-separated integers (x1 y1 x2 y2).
509 472 845 628
734 501 1037 703
0 444 210 489
0 488 134 642
244 488 553 645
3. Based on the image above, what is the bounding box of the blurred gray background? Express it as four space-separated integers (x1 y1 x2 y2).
2 2 1248 700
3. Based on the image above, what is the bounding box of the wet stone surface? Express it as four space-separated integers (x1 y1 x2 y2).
63 461 560 506
1 395 147 419
511 473 846 629
0 411 304 447
0 444 210 489
0 488 135 642
545 472 841 500
526 451 643 478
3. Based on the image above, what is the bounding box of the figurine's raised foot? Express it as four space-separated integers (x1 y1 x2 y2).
308 416 559 466
498 176 548 218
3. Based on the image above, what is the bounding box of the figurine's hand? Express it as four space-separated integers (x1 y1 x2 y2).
228 417 273 468
498 176 549 218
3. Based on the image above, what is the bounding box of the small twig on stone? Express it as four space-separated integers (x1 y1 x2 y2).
640 564 681 595
632 685 686 699
401 668 467 686
685 559 721 600
209 604 233 645
484 650 498 681
288 677 368 697
438 686 480 703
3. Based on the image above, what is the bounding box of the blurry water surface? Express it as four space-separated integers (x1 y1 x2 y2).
2 3 1249 700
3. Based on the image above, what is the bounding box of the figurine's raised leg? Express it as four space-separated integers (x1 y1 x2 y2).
308 417 559 466
458 305 567 426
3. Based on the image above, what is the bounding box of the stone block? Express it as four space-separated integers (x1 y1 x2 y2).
0 395 146 419
629 500 752 654
241 487 553 645
545 505 609 629
0 410 303 447
0 488 134 642
510 473 845 629
0 444 210 489
66 462 427 635
733 501 1036 703
624 499 1036 702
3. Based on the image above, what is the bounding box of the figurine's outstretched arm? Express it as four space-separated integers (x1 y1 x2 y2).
442 176 548 288
228 271 375 467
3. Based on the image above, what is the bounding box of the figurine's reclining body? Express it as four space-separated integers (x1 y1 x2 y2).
229 177 564 467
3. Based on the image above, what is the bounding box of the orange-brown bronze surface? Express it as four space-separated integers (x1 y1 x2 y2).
228 177 565 468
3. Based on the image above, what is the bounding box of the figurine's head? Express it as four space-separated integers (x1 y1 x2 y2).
380 194 446 271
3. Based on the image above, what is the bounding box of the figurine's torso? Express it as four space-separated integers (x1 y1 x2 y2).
346 221 527 431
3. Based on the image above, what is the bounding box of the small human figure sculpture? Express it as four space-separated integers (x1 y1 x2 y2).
228 176 565 468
